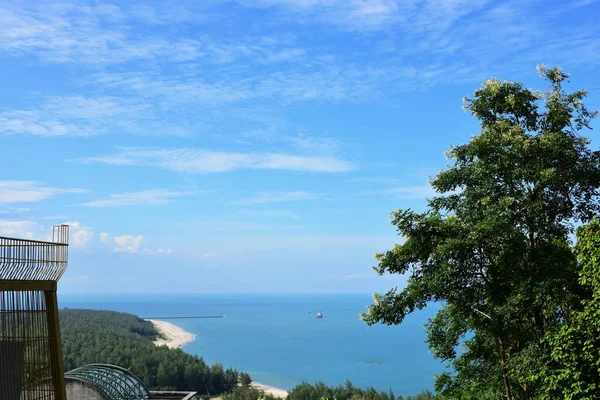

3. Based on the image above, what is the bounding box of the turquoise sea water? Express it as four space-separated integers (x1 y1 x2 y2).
58 294 443 396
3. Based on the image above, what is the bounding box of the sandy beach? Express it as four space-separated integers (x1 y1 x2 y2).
148 319 288 397
250 382 289 398
148 319 197 349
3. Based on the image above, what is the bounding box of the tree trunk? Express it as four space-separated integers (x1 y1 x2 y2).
497 337 513 400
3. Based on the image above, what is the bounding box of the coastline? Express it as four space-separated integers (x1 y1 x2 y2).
148 319 196 349
250 382 289 398
148 319 289 398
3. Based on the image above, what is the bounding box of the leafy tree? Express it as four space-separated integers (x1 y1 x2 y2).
286 381 433 400
537 220 600 398
241 372 253 387
362 66 599 399
223 386 279 400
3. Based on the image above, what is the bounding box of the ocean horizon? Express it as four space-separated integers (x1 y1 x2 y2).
58 293 444 396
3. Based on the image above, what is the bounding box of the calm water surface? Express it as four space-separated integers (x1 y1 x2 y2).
59 294 443 396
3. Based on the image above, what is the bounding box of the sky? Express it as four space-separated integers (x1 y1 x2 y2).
1 0 600 293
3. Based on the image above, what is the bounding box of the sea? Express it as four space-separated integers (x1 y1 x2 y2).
58 293 445 397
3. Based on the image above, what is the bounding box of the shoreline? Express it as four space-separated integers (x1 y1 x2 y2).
148 319 289 398
249 382 289 398
148 319 197 349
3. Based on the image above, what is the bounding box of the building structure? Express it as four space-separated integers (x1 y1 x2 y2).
0 225 70 400
65 364 198 400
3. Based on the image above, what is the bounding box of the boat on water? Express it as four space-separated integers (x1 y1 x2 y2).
315 311 323 319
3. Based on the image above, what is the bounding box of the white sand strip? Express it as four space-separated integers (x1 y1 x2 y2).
148 319 196 349
250 382 289 398
148 320 287 397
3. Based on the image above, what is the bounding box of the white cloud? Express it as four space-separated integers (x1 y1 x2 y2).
236 0 403 31
75 147 353 173
0 219 93 248
145 248 173 255
0 3 204 65
0 220 45 240
0 181 85 204
39 215 69 220
100 232 168 255
113 235 145 253
0 3 307 67
0 207 31 214
79 189 187 207
383 185 437 200
0 96 190 137
234 191 316 205
100 232 112 245
62 221 94 248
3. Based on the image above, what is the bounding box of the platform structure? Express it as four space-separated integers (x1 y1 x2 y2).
64 364 198 400
0 225 70 400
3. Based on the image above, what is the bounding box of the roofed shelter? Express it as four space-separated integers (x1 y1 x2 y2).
64 364 198 400
0 225 70 400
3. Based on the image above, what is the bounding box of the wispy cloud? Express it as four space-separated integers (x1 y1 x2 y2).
234 191 316 205
0 3 307 66
0 96 191 137
236 0 404 31
0 181 85 204
79 189 187 208
75 147 353 173
383 185 437 200
0 3 202 65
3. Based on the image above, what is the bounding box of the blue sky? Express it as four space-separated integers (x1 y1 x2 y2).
1 0 599 293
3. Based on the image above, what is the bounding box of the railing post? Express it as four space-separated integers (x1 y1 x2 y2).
45 289 67 400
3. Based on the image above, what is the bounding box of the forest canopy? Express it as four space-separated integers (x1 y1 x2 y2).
60 308 240 394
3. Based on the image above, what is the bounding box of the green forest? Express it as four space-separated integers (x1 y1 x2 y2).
60 309 240 394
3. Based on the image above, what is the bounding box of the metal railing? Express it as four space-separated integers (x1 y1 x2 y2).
0 225 69 281
0 225 70 400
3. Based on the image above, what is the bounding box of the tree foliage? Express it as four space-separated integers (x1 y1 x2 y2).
60 309 240 394
241 372 253 387
537 220 600 398
223 386 280 400
362 66 599 399
286 380 433 400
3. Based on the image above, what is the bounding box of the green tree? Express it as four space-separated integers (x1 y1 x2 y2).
362 66 599 399
537 220 600 398
240 372 253 387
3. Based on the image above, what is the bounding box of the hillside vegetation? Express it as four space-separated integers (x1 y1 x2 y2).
60 308 239 394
